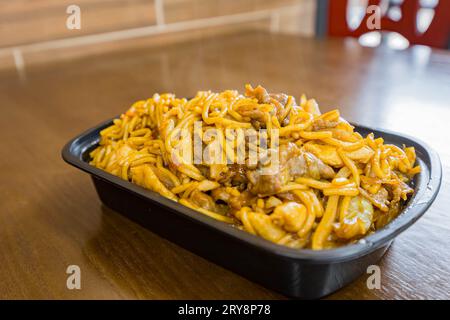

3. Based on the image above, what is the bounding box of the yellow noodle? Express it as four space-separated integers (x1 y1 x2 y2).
89 85 420 251
295 177 332 190
312 195 339 250
180 199 234 223
339 196 352 223
323 187 359 197
292 190 317 237
337 149 360 187
299 131 333 140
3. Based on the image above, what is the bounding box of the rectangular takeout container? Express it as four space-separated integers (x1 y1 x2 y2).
62 118 441 299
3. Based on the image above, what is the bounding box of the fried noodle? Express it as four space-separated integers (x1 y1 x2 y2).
90 85 420 250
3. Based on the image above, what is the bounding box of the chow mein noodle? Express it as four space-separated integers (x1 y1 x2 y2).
90 85 420 250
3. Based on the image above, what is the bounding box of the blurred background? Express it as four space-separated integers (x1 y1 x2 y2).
0 0 448 70
0 0 315 68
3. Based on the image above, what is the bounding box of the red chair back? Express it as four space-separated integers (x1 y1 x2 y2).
328 0 450 48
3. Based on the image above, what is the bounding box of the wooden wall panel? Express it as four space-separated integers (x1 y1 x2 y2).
163 0 303 23
0 0 156 47
0 0 316 68
277 0 315 35
20 18 271 66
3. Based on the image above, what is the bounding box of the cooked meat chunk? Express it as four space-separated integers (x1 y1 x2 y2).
303 142 342 167
211 187 231 203
229 164 248 184
229 190 254 210
359 187 390 212
247 170 285 195
236 104 268 123
276 192 297 201
269 93 289 108
209 164 248 185
209 164 229 181
287 152 336 180
245 84 271 104
279 142 301 163
153 167 177 189
211 188 254 211
345 146 374 163
279 142 335 180
388 180 414 205
303 141 374 167
189 190 217 212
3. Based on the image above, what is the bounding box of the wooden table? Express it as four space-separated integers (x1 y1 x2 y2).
1 31 449 300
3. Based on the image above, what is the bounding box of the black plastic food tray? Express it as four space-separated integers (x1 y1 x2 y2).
62 118 441 299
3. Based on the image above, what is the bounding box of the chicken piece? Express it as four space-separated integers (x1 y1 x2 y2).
229 164 248 184
312 114 353 131
212 164 248 185
229 190 254 210
209 164 229 181
289 152 336 180
244 85 293 122
269 93 289 107
211 187 231 203
248 143 292 193
211 187 255 211
276 192 297 201
388 180 414 205
303 141 373 168
359 186 390 212
279 142 301 163
189 190 217 212
304 99 321 116
245 84 270 104
197 180 220 192
131 165 177 201
246 169 288 195
307 152 336 179
235 104 268 123
279 142 335 180
346 146 374 164
153 167 177 189
195 165 209 177
271 202 307 232
248 212 286 243
303 142 343 167
374 201 401 229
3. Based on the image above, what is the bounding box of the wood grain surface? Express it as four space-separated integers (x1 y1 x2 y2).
1 31 449 299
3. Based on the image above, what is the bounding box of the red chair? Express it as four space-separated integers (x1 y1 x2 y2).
321 0 450 49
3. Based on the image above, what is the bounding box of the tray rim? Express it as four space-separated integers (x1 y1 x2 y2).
61 117 442 264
